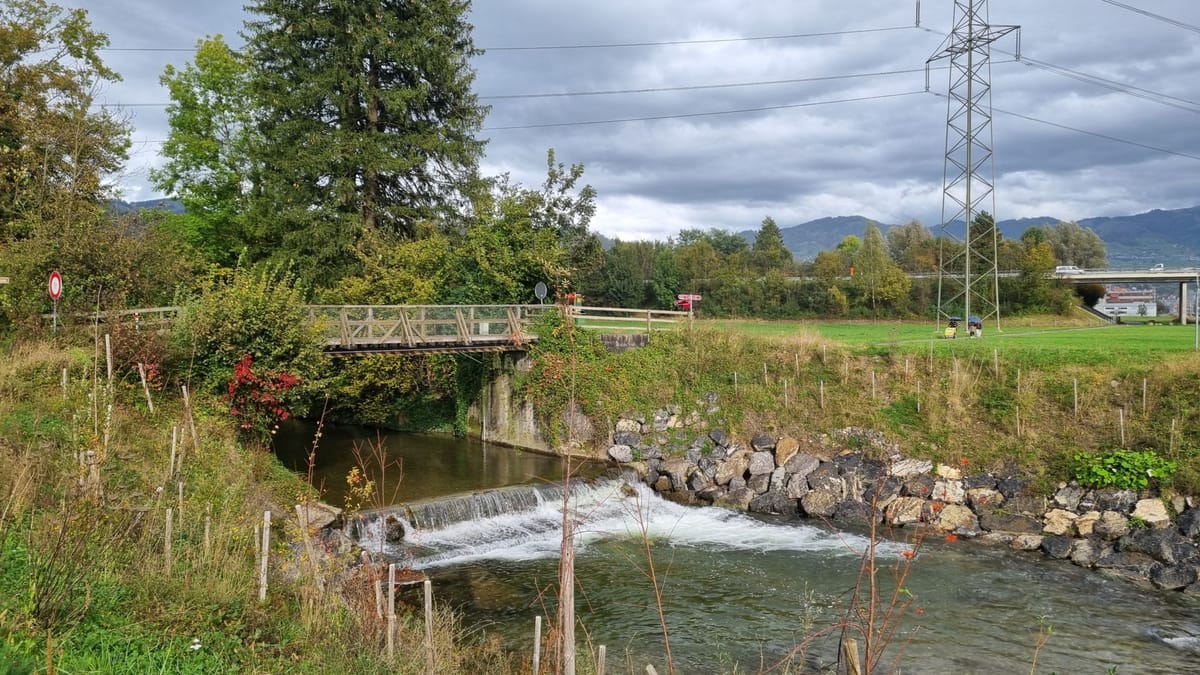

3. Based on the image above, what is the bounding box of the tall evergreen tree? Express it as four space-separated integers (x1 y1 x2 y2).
243 0 488 284
751 216 792 272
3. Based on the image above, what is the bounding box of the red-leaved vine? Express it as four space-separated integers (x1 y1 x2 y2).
225 354 301 439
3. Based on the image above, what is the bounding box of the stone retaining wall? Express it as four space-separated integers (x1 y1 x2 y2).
606 413 1200 593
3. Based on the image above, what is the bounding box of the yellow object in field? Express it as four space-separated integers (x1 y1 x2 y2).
944 325 957 338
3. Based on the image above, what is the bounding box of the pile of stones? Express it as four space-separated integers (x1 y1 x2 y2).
606 412 1200 592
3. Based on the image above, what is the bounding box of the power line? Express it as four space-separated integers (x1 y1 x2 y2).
482 90 926 130
1002 52 1200 114
926 90 1200 162
95 65 942 107
1099 0 1200 34
482 25 914 51
91 24 917 55
482 66 952 100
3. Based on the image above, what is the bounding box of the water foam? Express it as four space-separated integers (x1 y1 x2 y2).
358 479 890 570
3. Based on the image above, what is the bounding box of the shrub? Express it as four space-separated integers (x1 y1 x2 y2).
1072 449 1177 491
170 263 327 422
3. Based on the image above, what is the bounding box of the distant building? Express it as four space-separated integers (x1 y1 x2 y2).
1097 287 1156 317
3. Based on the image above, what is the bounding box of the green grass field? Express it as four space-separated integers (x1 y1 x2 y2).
693 316 1200 366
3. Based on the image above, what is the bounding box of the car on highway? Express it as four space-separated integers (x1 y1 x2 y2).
1150 263 1165 271
1055 265 1084 275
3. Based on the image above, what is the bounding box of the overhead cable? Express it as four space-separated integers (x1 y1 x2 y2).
1099 0 1200 34
926 91 1200 162
482 90 927 130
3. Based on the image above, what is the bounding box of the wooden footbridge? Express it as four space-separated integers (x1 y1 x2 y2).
94 304 688 356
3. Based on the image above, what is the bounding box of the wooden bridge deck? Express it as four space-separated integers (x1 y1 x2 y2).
84 304 689 355
307 304 546 356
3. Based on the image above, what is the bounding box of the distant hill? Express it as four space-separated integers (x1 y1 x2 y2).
109 198 185 216
748 206 1200 265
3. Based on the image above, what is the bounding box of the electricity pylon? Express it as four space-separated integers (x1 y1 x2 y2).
927 0 1018 331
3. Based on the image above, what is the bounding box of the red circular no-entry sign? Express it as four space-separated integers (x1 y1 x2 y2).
48 271 62 300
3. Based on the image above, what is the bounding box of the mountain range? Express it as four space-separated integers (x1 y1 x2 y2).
113 198 1200 267
740 206 1200 266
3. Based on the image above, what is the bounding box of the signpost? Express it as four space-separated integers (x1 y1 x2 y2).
676 293 701 312
48 271 62 334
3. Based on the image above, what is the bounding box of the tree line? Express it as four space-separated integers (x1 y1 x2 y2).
0 0 1109 428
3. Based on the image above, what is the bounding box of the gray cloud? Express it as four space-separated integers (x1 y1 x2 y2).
78 0 1200 240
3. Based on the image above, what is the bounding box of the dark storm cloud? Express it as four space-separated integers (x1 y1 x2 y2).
78 0 1200 241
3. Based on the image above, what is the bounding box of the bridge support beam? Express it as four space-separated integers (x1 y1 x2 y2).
1182 282 1190 325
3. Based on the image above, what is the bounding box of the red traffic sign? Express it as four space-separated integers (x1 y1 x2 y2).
48 271 62 300
677 293 703 301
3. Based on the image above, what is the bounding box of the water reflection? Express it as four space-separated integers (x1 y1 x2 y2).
272 419 603 505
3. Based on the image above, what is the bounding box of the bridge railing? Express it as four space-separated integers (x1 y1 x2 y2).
568 305 690 333
305 304 550 349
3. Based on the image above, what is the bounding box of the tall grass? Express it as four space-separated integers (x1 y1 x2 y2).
0 339 520 674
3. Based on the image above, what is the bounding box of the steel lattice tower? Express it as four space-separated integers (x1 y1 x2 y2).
927 0 1018 330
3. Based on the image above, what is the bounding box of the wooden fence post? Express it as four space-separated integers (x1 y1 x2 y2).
259 511 271 602
597 645 606 675
138 362 155 413
164 507 173 576
424 578 435 674
533 615 542 675
387 563 396 660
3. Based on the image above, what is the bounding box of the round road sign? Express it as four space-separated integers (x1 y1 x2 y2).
48 271 62 300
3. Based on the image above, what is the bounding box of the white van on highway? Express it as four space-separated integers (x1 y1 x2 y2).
1055 265 1084 275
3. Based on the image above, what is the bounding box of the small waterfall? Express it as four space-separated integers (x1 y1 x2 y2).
351 477 887 570
401 482 563 530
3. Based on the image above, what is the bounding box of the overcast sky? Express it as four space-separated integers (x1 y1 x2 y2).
81 0 1200 243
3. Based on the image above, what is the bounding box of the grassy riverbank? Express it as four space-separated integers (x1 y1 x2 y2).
0 340 516 674
534 314 1200 494
4 312 1197 673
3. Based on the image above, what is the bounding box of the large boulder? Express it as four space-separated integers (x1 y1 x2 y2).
748 451 776 476
967 488 1004 514
935 504 978 533
1075 511 1101 537
714 450 751 486
1070 537 1110 567
615 417 642 434
889 458 932 479
714 487 755 510
607 445 634 463
749 489 797 516
613 430 640 447
747 473 771 495
1180 508 1200 538
1094 511 1131 540
807 463 843 495
1041 536 1074 560
885 497 926 526
1120 529 1198 565
1150 563 1200 591
902 475 935 499
750 432 776 452
1131 499 1171 529
932 480 966 504
774 437 801 467
659 457 695 492
785 474 810 500
800 489 839 518
1053 483 1086 511
979 512 1043 534
1095 488 1139 513
709 428 730 448
783 453 821 478
1043 509 1079 536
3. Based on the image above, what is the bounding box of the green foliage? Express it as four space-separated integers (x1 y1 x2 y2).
1072 449 1177 490
244 0 488 285
171 263 326 410
153 35 256 266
